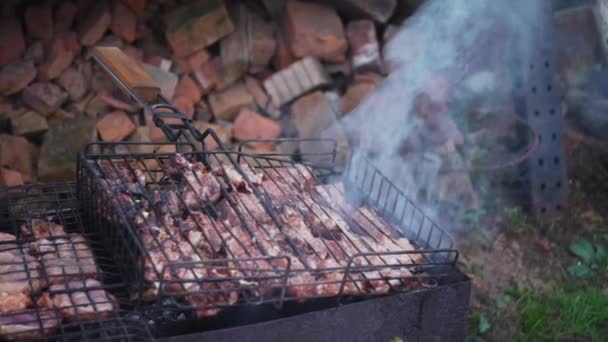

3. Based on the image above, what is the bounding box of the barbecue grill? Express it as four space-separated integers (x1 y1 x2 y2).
0 182 153 341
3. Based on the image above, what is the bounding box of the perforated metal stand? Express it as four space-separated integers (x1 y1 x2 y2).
524 8 569 217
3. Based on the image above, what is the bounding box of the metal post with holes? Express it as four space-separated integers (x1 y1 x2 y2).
524 8 569 217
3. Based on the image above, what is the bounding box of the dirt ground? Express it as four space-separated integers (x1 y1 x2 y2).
459 143 608 341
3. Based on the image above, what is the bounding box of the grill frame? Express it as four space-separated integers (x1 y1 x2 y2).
76 132 459 320
0 182 154 342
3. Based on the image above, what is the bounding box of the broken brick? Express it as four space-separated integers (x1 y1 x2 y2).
173 49 210 74
171 96 194 118
244 76 280 119
110 1 137 43
264 57 330 107
38 118 97 181
143 64 178 100
193 57 221 92
24 41 44 65
25 5 54 41
58 67 87 101
0 134 34 183
38 32 79 81
233 108 281 150
340 82 377 115
220 5 249 87
22 82 68 116
272 32 296 70
346 20 383 71
175 75 202 104
0 60 37 96
0 17 26 66
54 2 78 33
327 0 397 24
10 111 48 136
0 168 23 186
291 91 337 139
249 14 277 73
208 82 255 121
97 111 136 141
121 0 147 17
284 1 347 63
165 0 234 57
78 2 111 46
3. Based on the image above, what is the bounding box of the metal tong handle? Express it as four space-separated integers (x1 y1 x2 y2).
92 46 228 151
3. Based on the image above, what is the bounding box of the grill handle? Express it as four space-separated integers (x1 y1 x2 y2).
92 46 225 151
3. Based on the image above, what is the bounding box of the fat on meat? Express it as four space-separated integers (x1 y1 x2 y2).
50 279 118 321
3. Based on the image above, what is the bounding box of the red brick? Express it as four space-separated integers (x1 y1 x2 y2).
244 76 280 119
142 64 178 99
171 96 194 118
0 135 34 183
249 15 276 73
58 67 87 101
99 93 139 113
0 168 23 187
264 57 330 107
193 57 221 92
175 75 202 104
10 111 48 136
121 0 147 17
0 17 25 67
327 0 397 24
145 110 167 142
340 82 377 115
173 49 210 73
0 60 37 96
191 121 232 150
208 82 255 121
165 0 234 57
78 2 111 46
110 1 137 43
273 32 296 70
123 46 144 62
38 32 79 81
346 20 383 71
284 1 347 63
291 91 336 138
233 108 281 150
54 2 78 33
24 41 44 64
97 111 136 141
25 5 54 41
22 82 68 116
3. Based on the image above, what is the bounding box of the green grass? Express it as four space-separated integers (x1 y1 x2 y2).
515 286 608 341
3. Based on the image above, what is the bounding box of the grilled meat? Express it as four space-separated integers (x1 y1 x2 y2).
0 294 31 314
215 162 263 193
0 233 16 242
34 235 99 284
0 251 44 295
0 308 61 341
49 279 117 322
20 220 66 239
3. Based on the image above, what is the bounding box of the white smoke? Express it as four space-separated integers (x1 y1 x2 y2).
341 0 547 227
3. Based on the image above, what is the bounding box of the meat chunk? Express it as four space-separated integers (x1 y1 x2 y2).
0 308 61 341
214 162 264 193
0 251 45 294
34 235 99 284
0 294 31 314
168 154 222 207
20 219 66 239
264 164 316 191
49 279 117 321
0 233 16 242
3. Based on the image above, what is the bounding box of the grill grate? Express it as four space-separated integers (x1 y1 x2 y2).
77 131 458 319
0 183 153 341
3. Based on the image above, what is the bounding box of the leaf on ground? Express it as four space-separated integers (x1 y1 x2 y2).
496 293 513 308
569 240 595 264
479 314 492 333
567 263 595 279
594 244 608 264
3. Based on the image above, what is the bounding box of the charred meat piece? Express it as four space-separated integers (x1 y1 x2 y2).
0 308 61 341
0 251 44 295
49 279 118 321
219 193 271 226
169 155 222 207
34 235 99 284
153 190 183 217
214 162 264 193
0 294 31 314
20 220 66 239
